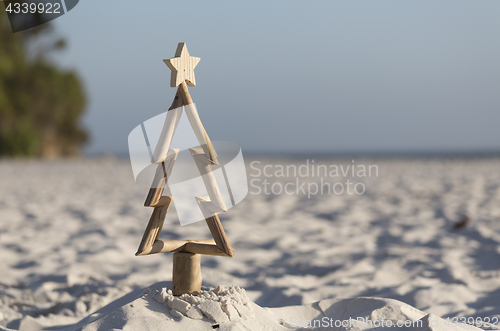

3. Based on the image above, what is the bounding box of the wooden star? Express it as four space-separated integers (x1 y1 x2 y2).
164 43 201 87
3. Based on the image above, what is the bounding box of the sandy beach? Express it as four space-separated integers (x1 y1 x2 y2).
1 156 499 330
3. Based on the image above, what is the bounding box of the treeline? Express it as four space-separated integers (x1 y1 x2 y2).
0 8 88 157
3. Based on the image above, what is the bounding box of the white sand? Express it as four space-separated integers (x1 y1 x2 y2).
9 282 486 331
0 157 500 330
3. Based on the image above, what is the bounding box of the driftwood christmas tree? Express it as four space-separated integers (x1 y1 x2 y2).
136 43 234 296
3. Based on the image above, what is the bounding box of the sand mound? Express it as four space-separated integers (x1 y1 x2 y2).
152 285 254 323
10 282 488 331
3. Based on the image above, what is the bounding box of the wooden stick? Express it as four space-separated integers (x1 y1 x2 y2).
151 90 184 164
196 196 234 257
149 196 172 208
145 89 183 206
183 242 229 256
179 82 218 165
137 238 231 257
151 239 216 255
136 197 173 256
144 150 178 207
190 148 227 213
178 81 193 104
204 214 235 257
172 252 202 296
170 88 184 109
144 164 166 207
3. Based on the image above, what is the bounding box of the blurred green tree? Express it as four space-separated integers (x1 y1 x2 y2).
0 7 88 157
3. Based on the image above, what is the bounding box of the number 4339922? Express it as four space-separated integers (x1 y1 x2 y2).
5 2 61 14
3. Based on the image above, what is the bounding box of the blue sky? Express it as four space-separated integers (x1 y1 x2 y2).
51 1 500 155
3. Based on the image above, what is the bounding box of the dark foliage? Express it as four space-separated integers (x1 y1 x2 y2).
0 7 88 157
